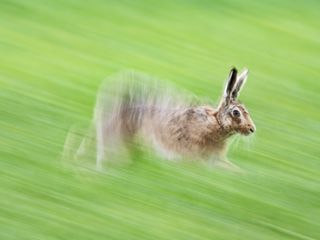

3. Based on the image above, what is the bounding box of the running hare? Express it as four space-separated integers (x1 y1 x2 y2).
92 67 255 170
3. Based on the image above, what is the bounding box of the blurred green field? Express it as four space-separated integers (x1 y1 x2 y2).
1 0 320 239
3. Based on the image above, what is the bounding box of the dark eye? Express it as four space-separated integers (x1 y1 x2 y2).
232 109 241 117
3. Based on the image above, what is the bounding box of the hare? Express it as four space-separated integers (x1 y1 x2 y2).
85 67 255 171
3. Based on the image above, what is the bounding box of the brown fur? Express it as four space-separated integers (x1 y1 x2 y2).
90 68 256 170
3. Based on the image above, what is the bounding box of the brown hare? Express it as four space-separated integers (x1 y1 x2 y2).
86 67 256 171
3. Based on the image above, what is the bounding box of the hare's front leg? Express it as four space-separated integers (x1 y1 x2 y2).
209 153 243 173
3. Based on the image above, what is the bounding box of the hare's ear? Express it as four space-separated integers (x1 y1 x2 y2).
224 67 238 100
231 68 249 99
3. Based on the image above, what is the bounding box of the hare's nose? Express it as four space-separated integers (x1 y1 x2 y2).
248 124 256 133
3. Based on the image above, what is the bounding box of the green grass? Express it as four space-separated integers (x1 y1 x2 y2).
1 0 320 239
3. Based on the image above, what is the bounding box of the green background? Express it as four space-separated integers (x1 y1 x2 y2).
1 0 319 239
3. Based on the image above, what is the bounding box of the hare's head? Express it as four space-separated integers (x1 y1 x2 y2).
217 67 256 136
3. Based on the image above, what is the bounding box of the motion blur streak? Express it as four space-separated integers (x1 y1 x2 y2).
64 71 198 169
1 0 319 240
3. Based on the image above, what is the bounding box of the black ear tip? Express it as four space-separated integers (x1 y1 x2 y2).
230 66 238 74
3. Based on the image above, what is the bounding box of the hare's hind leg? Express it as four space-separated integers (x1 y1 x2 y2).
62 125 84 164
96 121 104 171
95 106 110 171
95 113 131 170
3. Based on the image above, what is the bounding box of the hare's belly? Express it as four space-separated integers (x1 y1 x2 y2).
141 127 217 160
139 127 181 160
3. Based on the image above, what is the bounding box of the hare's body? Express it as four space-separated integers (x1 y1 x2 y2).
90 69 255 170
140 106 228 159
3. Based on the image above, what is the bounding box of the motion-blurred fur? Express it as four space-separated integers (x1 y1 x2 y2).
92 68 255 170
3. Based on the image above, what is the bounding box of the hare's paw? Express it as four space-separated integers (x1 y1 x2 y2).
211 159 245 174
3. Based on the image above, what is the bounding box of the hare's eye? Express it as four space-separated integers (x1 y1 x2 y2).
232 109 241 117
